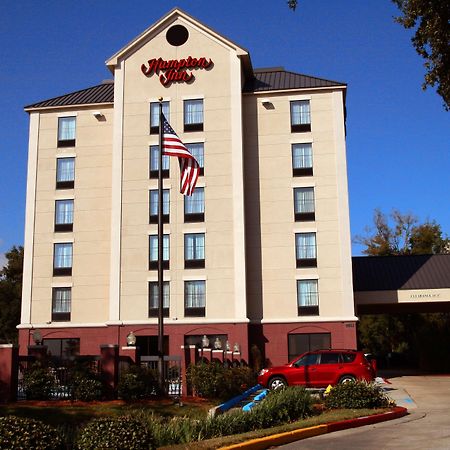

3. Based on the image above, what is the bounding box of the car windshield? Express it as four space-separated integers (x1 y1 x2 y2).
293 353 319 367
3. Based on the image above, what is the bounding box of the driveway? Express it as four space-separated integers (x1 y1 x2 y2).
278 374 450 449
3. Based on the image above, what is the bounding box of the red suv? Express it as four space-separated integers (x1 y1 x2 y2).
258 350 375 389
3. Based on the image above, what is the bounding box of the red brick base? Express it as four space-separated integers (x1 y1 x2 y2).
18 320 356 367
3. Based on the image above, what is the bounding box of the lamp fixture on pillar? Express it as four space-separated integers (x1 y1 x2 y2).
214 337 222 350
126 331 137 346
201 335 209 348
32 329 43 345
233 342 240 353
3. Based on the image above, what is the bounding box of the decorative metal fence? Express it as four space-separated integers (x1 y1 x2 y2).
17 355 101 401
140 355 182 397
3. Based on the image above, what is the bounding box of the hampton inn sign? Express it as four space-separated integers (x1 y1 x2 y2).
141 56 214 86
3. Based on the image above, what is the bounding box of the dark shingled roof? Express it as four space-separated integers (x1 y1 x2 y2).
352 254 450 292
25 82 114 109
243 67 346 93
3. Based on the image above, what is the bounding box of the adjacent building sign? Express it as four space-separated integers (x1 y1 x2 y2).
141 56 213 86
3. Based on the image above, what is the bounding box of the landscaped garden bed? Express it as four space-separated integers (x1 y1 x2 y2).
0 380 394 449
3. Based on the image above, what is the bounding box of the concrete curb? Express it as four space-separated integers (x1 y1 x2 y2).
220 406 408 449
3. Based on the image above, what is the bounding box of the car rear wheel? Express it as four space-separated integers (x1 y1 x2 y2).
339 375 356 384
269 376 287 390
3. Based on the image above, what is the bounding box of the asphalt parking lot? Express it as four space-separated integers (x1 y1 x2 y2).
278 373 450 449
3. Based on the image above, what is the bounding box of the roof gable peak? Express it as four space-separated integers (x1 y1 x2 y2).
106 8 249 69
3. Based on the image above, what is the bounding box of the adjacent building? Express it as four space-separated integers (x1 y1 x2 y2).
19 8 357 367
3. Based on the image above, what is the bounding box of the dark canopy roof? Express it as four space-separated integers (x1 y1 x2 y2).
352 254 450 292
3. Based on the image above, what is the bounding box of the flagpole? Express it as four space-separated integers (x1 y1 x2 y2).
157 97 166 396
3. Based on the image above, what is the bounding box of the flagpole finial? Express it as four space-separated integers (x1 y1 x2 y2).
158 96 163 102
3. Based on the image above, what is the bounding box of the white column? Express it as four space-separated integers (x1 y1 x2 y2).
20 112 40 325
230 52 248 320
332 90 357 319
108 62 125 323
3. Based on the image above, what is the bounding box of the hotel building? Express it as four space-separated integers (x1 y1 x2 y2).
19 8 357 367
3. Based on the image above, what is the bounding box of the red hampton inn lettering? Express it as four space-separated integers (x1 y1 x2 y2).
141 56 213 86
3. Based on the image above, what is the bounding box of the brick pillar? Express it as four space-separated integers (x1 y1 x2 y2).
199 348 212 363
225 351 233 367
100 344 119 399
212 350 225 364
181 345 198 396
27 345 48 361
0 345 19 403
121 346 140 364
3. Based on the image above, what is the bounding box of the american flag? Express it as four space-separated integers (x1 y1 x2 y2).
162 114 200 196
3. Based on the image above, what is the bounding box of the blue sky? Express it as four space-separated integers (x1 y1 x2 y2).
0 0 449 264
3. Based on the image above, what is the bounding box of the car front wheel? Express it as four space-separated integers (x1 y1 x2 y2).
269 376 287 390
339 375 356 384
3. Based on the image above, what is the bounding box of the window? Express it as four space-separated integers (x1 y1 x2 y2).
52 287 71 321
292 143 313 176
135 336 169 356
57 117 76 147
295 232 317 267
149 189 169 224
43 338 79 360
288 333 331 362
148 281 169 317
185 143 204 175
150 101 169 134
294 187 315 221
149 235 169 270
56 157 75 189
185 280 206 317
297 279 319 315
55 199 74 232
290 100 311 132
320 353 340 364
53 243 73 276
185 233 205 268
149 145 170 179
292 353 319 367
184 187 204 222
184 99 204 132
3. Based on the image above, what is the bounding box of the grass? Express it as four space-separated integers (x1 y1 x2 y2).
158 408 389 450
0 398 217 428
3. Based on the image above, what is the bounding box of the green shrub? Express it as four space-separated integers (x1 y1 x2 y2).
147 415 203 446
0 416 63 449
186 362 225 398
72 376 103 401
144 386 313 447
118 365 160 400
250 386 313 428
66 359 104 401
221 366 257 399
324 380 391 409
186 363 257 400
22 363 56 400
76 416 154 450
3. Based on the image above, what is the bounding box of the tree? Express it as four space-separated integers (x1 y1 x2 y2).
355 209 449 256
0 246 23 343
287 0 450 110
393 0 450 111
